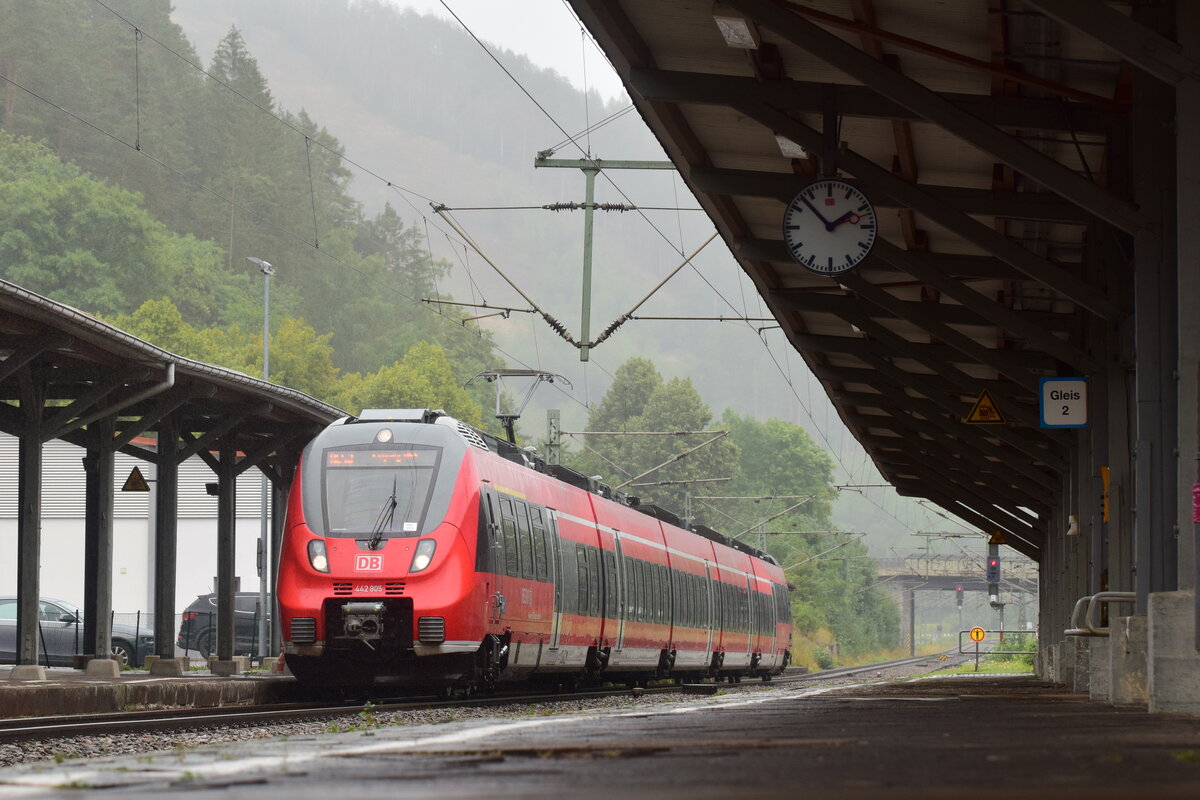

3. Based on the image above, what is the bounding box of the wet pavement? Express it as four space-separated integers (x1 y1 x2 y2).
2 675 1200 798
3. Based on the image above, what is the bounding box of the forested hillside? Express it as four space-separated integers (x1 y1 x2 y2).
0 0 512 420
0 0 905 665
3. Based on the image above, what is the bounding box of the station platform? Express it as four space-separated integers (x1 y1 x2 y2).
2 673 1199 797
0 664 300 717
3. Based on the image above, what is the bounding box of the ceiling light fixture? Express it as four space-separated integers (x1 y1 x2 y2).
713 1 760 49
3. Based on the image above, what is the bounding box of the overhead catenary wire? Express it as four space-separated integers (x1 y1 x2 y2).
612 431 729 491
86 0 924 537
433 205 578 347
0 67 606 422
589 231 719 347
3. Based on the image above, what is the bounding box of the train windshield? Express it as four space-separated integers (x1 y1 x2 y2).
321 445 442 539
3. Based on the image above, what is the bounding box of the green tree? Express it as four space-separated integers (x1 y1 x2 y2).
570 357 738 513
0 133 248 323
334 341 481 425
108 298 343 404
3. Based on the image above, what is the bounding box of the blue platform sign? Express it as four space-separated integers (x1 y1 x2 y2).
1039 377 1087 428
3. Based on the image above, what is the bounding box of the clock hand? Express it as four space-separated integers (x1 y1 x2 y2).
799 194 833 228
829 211 861 228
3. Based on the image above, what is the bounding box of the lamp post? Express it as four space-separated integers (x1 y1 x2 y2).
246 257 273 661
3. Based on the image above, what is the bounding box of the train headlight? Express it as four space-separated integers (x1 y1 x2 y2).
409 538 436 573
308 539 330 573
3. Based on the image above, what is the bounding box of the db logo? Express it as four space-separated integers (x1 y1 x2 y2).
354 554 384 571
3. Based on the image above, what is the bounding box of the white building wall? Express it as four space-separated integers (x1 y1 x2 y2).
0 435 271 613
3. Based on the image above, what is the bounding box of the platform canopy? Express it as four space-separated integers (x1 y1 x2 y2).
569 0 1191 564
0 278 343 468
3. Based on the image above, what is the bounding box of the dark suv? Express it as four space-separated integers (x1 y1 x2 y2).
176 593 272 657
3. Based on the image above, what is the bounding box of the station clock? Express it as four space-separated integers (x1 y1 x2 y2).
782 178 877 276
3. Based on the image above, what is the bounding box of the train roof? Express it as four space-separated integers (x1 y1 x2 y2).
350 409 780 567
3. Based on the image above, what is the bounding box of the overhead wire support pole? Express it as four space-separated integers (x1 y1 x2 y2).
533 157 677 361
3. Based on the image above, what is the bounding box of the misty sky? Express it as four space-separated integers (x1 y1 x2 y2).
388 0 629 102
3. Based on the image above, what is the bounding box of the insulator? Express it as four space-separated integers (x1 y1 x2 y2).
592 315 628 346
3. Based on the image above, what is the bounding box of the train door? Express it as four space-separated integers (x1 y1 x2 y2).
703 563 715 654
547 511 563 650
741 575 755 660
480 489 503 626
495 494 523 631
613 535 626 652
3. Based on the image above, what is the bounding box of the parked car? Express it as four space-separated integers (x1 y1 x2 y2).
177 593 271 657
0 597 154 668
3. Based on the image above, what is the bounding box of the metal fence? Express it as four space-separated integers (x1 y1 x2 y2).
6 611 272 669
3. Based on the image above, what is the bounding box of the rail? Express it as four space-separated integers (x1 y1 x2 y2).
1063 591 1136 637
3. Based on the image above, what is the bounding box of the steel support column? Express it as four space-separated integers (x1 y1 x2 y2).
216 438 237 663
1132 3 1180 612
82 417 115 663
153 417 179 659
269 479 286 654
15 369 45 666
1175 1 1200 649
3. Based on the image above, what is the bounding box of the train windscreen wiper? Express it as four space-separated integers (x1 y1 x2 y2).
367 476 398 550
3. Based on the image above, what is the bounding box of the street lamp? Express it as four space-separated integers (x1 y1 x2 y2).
246 256 273 661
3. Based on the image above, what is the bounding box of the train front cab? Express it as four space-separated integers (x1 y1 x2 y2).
277 415 489 686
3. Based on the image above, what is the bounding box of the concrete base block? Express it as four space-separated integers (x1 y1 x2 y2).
1110 615 1149 706
1088 638 1112 702
1049 641 1074 686
84 658 121 679
1039 645 1054 682
1071 637 1090 694
148 657 188 677
1148 589 1200 713
8 665 47 681
210 658 246 676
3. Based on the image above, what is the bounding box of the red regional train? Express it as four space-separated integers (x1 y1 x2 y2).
276 409 793 690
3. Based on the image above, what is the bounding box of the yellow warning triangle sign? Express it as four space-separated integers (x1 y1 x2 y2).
121 466 150 492
988 529 1008 546
965 389 1006 424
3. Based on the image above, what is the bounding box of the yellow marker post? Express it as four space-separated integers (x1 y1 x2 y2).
969 626 986 672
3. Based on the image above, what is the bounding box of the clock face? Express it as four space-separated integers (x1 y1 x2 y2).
782 179 877 275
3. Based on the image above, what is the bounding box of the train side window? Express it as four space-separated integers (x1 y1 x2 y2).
677 571 687 628
498 496 519 577
644 562 653 623
650 564 661 625
476 492 493 573
604 550 617 618
530 507 548 581
515 502 533 579
689 574 698 628
635 560 646 622
645 563 656 624
576 547 589 612
587 548 601 618
678 570 687 628
662 566 672 623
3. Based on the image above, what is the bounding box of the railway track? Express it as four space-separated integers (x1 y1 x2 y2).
0 652 966 746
